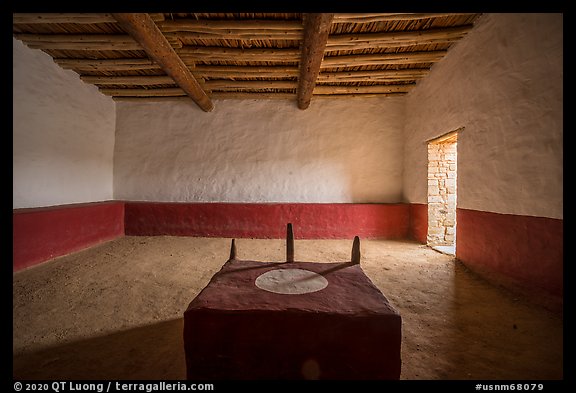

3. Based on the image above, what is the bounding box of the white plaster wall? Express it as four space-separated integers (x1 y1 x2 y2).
403 13 563 219
13 38 116 209
114 97 405 203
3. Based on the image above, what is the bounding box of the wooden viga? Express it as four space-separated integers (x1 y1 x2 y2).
228 223 361 264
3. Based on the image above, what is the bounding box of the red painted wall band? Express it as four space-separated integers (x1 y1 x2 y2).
12 201 410 272
409 203 428 244
13 202 564 303
124 202 410 240
456 208 563 298
13 201 125 272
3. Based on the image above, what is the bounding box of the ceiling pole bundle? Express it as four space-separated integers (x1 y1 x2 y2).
14 13 483 103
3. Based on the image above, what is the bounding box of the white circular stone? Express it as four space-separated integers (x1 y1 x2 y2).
255 268 329 295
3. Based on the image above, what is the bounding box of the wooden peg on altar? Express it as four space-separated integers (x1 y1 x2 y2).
351 236 361 264
286 223 294 262
229 238 237 260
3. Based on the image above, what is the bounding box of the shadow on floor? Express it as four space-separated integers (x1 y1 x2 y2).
13 318 186 380
449 262 563 380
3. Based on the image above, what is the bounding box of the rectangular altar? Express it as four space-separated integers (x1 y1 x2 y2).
183 256 402 380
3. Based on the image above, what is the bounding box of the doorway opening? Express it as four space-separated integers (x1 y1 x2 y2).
427 130 458 256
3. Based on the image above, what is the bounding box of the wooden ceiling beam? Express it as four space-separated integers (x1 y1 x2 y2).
84 71 425 86
314 84 415 95
205 80 297 90
193 65 299 78
297 13 334 110
211 92 295 100
319 69 430 80
54 58 161 71
13 13 165 24
157 20 303 32
100 88 186 97
14 34 135 42
178 47 301 62
165 31 302 41
103 88 298 98
317 76 422 83
14 34 142 51
112 97 201 103
314 93 406 99
325 26 473 51
85 77 298 90
81 75 176 85
111 13 214 112
56 60 301 75
332 13 477 23
321 50 447 68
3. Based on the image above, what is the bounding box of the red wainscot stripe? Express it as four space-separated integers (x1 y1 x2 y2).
13 201 125 272
409 203 428 244
456 208 563 300
124 202 410 240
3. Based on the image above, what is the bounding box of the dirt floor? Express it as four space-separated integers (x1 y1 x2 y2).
13 236 563 381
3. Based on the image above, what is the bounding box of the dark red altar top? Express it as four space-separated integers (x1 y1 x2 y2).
184 258 402 380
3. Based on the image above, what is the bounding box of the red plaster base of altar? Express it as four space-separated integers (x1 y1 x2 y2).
183 258 402 380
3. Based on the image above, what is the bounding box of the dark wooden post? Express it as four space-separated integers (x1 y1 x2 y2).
351 236 361 264
229 239 237 260
287 223 295 262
